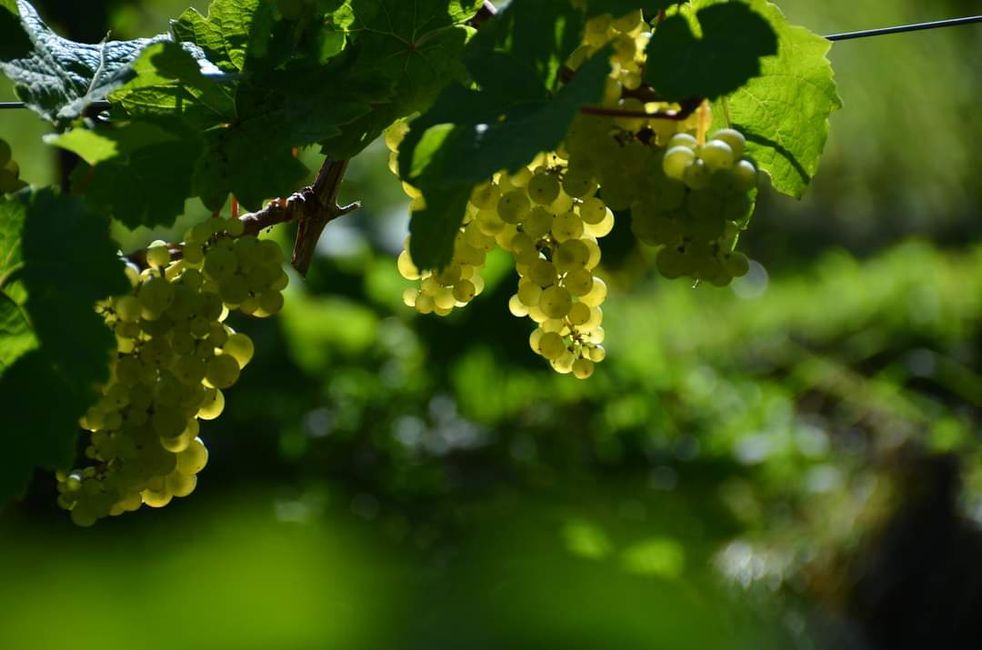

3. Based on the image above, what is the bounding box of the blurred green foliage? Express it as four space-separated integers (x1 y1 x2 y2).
0 0 980 647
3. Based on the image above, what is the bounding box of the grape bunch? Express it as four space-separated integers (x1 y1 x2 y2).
0 139 29 194
384 6 762 376
490 156 610 378
386 122 613 378
57 219 287 525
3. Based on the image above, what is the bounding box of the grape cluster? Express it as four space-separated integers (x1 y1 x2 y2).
57 220 287 525
384 7 762 375
492 156 609 378
563 9 758 285
0 139 28 194
385 121 613 378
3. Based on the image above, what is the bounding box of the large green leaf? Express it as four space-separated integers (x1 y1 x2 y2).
0 0 213 126
0 190 129 502
48 122 203 229
319 0 481 159
644 2 777 102
707 0 841 198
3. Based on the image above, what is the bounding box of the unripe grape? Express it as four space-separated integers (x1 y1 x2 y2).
527 172 560 205
540 286 572 318
572 358 594 379
662 146 695 180
699 140 735 171
537 332 567 360
710 128 746 158
497 190 531 224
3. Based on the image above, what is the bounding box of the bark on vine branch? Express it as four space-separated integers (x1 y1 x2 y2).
126 157 358 277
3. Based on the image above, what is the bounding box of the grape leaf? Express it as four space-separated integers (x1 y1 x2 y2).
319 0 482 159
467 0 584 91
47 122 203 229
0 0 30 60
0 0 214 126
706 0 841 198
0 190 129 503
171 0 274 73
644 2 777 101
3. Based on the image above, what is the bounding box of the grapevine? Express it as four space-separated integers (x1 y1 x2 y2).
0 0 846 523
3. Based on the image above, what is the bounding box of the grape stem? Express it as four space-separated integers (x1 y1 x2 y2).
579 97 702 121
126 157 359 276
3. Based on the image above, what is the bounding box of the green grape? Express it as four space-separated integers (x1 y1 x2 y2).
572 358 594 379
223 333 255 367
204 353 241 389
553 239 590 272
537 331 567 360
552 211 584 242
497 190 531 224
564 268 594 297
698 140 735 171
660 146 693 181
527 172 560 205
540 286 572 318
710 128 746 159
528 259 557 287
562 168 597 198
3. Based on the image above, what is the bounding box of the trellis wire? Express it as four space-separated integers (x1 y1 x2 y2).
0 15 980 111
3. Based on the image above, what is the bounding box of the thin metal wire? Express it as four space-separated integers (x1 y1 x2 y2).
0 16 979 112
825 15 981 42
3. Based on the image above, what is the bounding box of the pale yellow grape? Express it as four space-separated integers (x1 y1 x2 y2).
476 208 506 236
517 279 541 306
564 268 594 297
523 207 554 239
668 133 698 149
537 332 566 360
415 293 435 314
141 488 173 508
510 166 533 187
256 290 284 316
138 276 175 314
397 250 421 279
166 471 197 498
584 208 614 238
588 345 607 362
710 128 746 158
699 140 735 171
662 146 695 180
572 358 594 379
528 259 557 287
434 262 462 285
433 288 456 310
527 172 560 205
552 211 584 241
732 160 757 192
509 232 539 265
578 197 607 225
562 169 597 198
583 238 601 268
529 328 544 351
540 318 567 334
222 332 254 367
683 159 712 190
508 294 529 317
567 301 592 326
197 387 225 420
116 297 143 324
453 280 477 302
497 190 531 224
551 351 576 374
580 277 607 307
553 239 590 271
402 288 418 307
203 246 238 280
540 286 572 318
177 437 209 474
469 182 500 210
